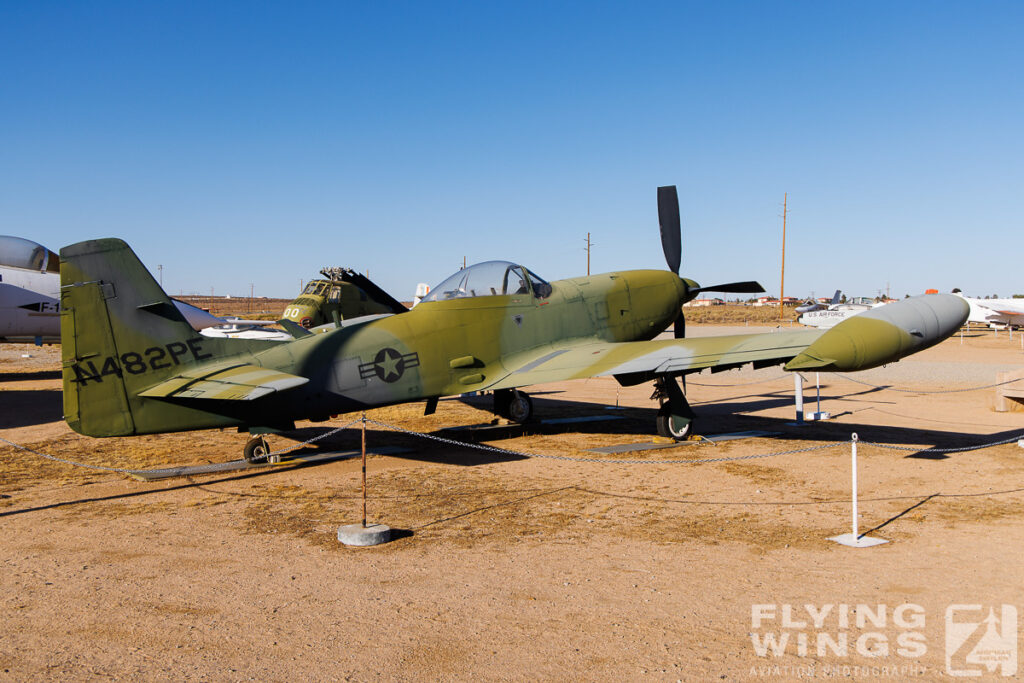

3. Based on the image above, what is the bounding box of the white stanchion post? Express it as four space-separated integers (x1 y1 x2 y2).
795 373 803 422
851 433 859 538
788 373 806 425
807 372 830 420
816 373 822 416
830 433 888 547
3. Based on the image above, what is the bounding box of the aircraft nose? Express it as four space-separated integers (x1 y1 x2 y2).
785 294 968 372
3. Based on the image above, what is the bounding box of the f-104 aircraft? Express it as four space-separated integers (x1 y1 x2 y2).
59 187 969 461
0 235 288 349
0 235 62 345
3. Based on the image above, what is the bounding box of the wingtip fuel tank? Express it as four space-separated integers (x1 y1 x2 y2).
784 293 969 372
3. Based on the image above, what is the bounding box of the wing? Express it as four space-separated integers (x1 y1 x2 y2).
483 329 824 391
139 363 308 401
990 303 1024 316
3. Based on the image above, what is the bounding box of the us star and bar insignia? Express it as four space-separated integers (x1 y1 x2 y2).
359 347 420 383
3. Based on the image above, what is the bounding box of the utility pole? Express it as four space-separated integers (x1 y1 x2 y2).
157 264 163 287
249 283 254 313
584 232 593 276
779 193 787 320
462 256 466 270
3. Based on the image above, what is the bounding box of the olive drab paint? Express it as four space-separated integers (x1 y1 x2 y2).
60 238 968 441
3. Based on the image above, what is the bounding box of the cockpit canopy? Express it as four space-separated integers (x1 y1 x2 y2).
301 279 349 304
0 236 60 273
422 260 552 302
302 280 330 296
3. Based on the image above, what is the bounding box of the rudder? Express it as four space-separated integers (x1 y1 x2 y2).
60 238 244 436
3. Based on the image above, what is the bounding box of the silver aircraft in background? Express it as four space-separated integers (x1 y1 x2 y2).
0 235 287 346
0 235 61 344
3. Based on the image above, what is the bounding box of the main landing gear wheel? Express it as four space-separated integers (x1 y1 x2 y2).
243 436 270 463
508 391 533 424
656 405 693 440
493 389 533 423
652 375 695 441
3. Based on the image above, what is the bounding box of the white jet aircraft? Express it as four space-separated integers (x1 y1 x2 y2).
0 235 61 344
1 235 288 345
954 291 1024 329
797 294 884 329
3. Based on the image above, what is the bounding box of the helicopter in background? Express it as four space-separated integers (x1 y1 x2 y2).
280 267 407 329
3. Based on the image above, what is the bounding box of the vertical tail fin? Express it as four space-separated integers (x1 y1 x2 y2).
60 239 245 436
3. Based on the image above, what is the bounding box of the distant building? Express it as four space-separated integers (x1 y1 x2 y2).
683 297 724 307
752 296 798 307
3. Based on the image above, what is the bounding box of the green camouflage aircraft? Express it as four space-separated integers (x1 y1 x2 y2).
60 187 969 461
281 267 406 329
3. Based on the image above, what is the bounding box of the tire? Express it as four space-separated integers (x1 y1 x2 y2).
243 436 269 463
656 407 693 440
508 392 533 424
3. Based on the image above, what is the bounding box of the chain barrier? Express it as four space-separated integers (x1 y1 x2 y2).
861 432 1024 454
0 436 143 474
4 417 1022 474
830 372 1024 394
264 419 362 457
364 418 841 465
662 372 1021 394
0 419 362 475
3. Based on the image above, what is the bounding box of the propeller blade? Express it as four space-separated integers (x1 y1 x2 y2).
673 312 685 339
657 185 681 274
692 280 766 295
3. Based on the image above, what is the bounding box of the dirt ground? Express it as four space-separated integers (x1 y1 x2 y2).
2 327 1023 681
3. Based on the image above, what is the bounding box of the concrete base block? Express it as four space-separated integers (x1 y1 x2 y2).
338 523 392 546
829 533 888 548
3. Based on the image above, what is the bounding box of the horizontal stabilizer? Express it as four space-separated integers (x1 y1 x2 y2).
139 363 308 401
278 318 313 338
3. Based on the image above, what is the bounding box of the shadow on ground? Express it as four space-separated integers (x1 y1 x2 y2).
0 389 63 428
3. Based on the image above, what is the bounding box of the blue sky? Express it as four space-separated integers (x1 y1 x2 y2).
2 1 1021 300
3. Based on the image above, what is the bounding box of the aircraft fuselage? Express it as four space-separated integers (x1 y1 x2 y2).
240 269 684 424
0 266 60 344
